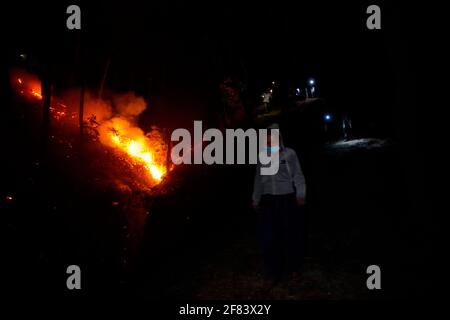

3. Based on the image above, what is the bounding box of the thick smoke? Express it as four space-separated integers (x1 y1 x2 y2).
62 89 113 123
63 90 146 124
94 92 150 149
112 92 147 119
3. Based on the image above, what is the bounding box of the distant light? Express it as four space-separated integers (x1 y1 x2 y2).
309 79 315 85
269 89 273 93
272 81 275 85
296 88 300 92
324 113 332 122
19 53 27 60
6 195 13 201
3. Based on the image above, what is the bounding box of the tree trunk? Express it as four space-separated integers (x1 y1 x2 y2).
40 64 51 162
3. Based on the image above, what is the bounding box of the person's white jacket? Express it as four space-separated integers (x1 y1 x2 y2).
252 147 306 206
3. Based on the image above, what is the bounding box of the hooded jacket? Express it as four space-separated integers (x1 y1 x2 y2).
252 127 306 205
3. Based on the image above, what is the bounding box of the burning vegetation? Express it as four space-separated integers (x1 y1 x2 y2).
99 116 167 183
10 68 169 189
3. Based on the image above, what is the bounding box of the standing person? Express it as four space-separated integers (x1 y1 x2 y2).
252 124 307 289
342 112 353 141
262 91 272 113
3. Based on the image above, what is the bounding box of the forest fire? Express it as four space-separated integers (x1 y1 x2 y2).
10 69 169 186
105 120 167 182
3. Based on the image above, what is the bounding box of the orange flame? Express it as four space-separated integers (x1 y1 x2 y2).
105 120 167 183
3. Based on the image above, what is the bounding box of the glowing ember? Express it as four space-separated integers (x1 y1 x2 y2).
15 76 42 100
31 89 42 99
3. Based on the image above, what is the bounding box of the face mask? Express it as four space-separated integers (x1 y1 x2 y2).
267 145 280 154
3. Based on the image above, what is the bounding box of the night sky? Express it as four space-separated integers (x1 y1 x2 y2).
5 1 415 136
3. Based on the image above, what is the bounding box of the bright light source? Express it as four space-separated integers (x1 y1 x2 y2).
309 79 315 85
324 113 332 122
296 88 300 92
